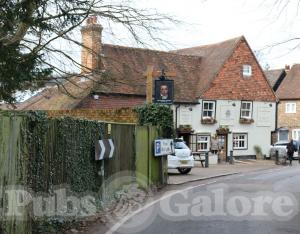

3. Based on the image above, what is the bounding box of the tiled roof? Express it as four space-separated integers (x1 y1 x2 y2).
264 69 285 88
94 36 243 103
95 44 203 103
276 64 300 99
173 36 243 95
19 35 275 110
18 76 95 110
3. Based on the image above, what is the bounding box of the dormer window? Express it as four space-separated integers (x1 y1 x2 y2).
242 65 252 77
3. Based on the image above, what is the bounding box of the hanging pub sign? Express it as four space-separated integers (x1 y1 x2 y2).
154 79 174 104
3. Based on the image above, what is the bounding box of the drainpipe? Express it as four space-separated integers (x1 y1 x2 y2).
175 105 180 136
273 101 279 144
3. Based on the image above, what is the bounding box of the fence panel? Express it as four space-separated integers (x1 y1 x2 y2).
0 112 166 233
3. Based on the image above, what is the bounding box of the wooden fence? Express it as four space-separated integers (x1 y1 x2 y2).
0 111 166 233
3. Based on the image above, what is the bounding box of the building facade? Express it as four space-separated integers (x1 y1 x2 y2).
19 17 277 159
275 65 300 142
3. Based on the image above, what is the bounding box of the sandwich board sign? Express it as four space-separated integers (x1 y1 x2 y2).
95 139 115 160
154 139 174 157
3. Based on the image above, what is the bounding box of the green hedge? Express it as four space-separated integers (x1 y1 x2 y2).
135 104 174 138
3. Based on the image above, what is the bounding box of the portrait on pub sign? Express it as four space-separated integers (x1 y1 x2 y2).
154 80 174 104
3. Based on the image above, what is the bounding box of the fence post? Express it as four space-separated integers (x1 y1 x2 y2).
230 150 234 164
205 151 209 168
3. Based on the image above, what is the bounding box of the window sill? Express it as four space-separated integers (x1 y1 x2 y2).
233 148 247 150
201 118 217 124
239 118 254 124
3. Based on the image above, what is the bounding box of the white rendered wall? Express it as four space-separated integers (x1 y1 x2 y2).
174 99 276 157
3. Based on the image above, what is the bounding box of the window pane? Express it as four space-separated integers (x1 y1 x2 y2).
279 130 288 141
241 111 250 117
233 134 247 149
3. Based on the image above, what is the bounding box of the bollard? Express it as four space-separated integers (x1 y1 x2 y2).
229 150 234 164
205 151 209 168
275 150 279 165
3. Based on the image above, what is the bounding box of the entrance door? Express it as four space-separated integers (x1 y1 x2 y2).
217 135 227 162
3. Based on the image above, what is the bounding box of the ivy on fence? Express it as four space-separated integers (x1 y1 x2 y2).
135 104 174 138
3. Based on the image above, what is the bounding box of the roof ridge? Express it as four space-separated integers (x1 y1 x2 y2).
102 44 202 59
173 35 244 52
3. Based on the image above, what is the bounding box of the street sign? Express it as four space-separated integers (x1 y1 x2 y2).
95 139 115 160
154 139 174 157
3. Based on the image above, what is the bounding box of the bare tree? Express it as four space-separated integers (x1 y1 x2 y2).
0 0 176 103
258 0 300 52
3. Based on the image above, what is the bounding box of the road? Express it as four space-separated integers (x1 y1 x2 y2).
108 164 300 234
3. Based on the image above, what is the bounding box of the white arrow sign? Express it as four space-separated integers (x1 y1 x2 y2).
108 139 115 158
95 139 115 160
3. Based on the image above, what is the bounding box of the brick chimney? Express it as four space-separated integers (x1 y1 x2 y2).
80 16 103 73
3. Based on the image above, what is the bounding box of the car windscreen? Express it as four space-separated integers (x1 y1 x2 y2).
174 141 189 149
275 143 288 146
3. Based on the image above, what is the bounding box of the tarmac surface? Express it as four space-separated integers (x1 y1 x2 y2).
110 162 300 234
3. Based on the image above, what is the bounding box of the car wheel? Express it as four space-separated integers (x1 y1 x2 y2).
178 168 192 174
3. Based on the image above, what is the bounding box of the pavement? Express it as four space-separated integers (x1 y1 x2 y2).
168 159 279 185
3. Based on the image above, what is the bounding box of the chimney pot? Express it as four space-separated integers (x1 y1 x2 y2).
285 64 290 71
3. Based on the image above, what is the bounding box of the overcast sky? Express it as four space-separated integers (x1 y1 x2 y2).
18 0 300 101
56 0 300 72
124 0 300 69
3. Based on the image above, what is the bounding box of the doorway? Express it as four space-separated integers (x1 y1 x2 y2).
217 134 228 162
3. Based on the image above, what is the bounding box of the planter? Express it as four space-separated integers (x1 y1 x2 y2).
201 118 217 125
216 129 230 135
177 128 194 134
239 118 254 124
177 125 194 134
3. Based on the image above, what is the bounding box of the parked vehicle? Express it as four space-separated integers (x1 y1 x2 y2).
269 140 299 160
168 139 194 174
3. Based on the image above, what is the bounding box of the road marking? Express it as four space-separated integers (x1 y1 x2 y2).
105 180 217 234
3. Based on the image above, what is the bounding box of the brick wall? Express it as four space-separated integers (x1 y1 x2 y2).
80 17 103 73
277 100 300 139
203 40 276 102
47 107 138 123
76 94 146 109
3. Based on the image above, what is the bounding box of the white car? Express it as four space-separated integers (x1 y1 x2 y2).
269 140 299 160
168 139 194 174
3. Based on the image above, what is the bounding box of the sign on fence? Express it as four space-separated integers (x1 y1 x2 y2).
154 139 174 157
95 139 115 160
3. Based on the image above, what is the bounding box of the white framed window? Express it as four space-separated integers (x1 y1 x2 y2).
285 103 296 113
292 129 300 141
197 135 210 151
233 133 248 150
242 65 252 77
241 101 252 119
202 101 215 119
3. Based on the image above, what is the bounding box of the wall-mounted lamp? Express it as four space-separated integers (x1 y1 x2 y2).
269 104 272 107
189 107 193 111
232 103 236 107
93 94 99 100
